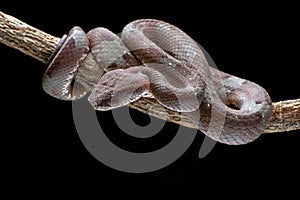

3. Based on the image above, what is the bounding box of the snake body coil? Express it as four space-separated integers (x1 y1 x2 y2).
43 19 273 145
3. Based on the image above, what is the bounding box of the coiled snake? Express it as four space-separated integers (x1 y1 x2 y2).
42 19 273 145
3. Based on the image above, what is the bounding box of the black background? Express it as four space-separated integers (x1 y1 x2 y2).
1 1 299 198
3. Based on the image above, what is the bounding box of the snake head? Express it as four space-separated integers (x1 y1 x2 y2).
88 67 150 111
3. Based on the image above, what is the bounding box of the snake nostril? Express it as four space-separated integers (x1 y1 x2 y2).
255 100 263 105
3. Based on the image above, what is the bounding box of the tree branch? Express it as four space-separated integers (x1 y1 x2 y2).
0 11 60 63
1 11 299 134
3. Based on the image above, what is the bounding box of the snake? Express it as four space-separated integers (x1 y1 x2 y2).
42 19 273 145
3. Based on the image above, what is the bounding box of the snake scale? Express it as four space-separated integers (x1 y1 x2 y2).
42 19 273 145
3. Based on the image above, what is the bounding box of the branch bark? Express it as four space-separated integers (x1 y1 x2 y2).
1 11 299 134
0 11 60 63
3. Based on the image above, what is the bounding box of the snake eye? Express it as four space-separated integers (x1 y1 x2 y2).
226 93 243 110
226 100 240 110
